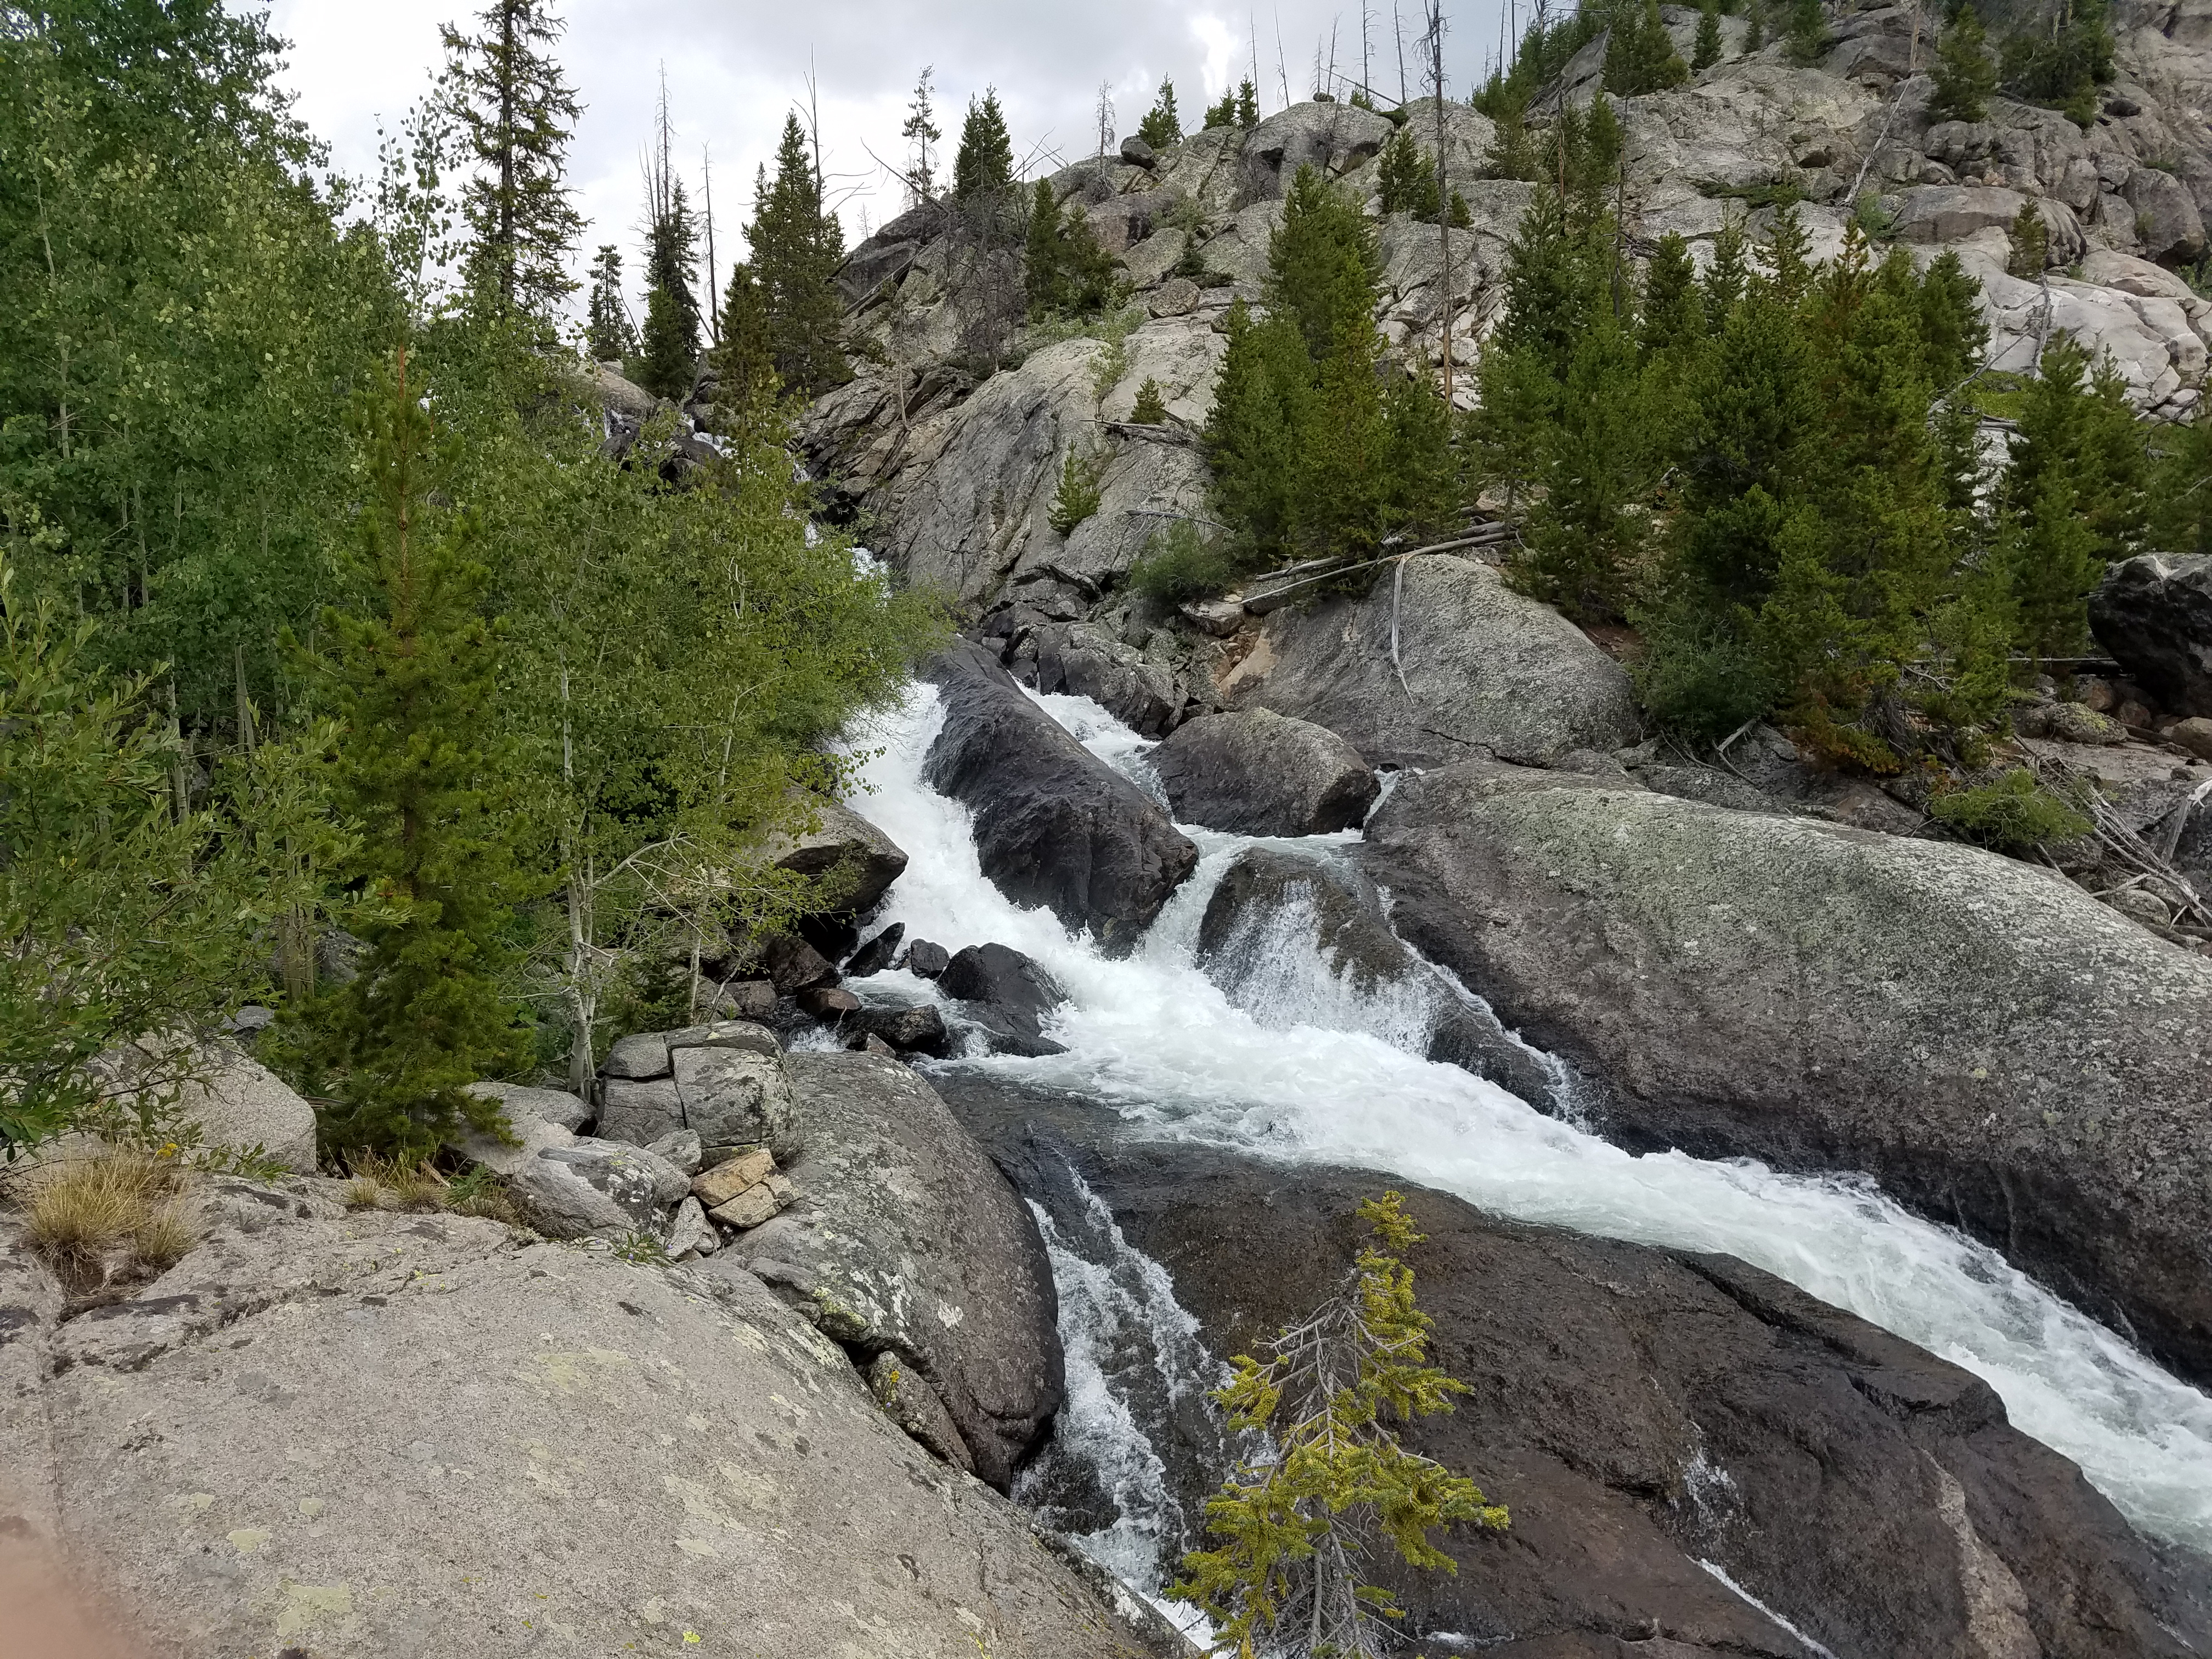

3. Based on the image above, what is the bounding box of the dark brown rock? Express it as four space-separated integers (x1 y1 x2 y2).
1148 709 1379 836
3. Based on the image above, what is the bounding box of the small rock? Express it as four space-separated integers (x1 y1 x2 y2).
664 1020 782 1059
709 1173 795 1231
850 1032 900 1058
765 935 839 994
702 979 778 1020
1146 277 1201 317
693 1148 777 1209
2108 885 2175 927
2020 702 2128 744
846 1002 951 1056
1180 599 1245 637
797 985 862 1019
465 1080 592 1135
846 923 906 978
904 940 951 978
2077 676 2119 714
865 1351 975 1472
2165 716 2212 761
665 1197 721 1260
225 1005 276 1037
645 1128 704 1176
939 943 1069 1056
602 1032 672 1081
597 1077 684 1146
2118 699 2157 729
1119 134 1156 168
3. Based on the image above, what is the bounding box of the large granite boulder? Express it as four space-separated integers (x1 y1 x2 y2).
456 1087 689 1239
940 1087 2212 1659
595 1022 799 1165
166 1045 320 1175
1014 620 1182 735
1147 709 1379 836
921 639 1198 953
2091 552 2212 717
1241 101 1396 195
759 794 910 916
1194 846 1556 1104
720 1053 1065 1492
1360 760 2212 1385
1223 556 1641 769
0 1177 1187 1659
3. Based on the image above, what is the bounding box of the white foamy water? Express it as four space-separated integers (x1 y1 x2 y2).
841 682 2212 1554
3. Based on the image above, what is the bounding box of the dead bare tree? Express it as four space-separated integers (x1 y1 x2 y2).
1423 1 1455 404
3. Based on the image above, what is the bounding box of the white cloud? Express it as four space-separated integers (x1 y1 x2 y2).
1189 15 1239 102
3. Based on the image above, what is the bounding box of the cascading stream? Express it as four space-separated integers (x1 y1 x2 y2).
840 681 2212 1564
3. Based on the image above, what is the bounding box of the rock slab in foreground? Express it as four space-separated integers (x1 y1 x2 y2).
941 1084 2212 1659
922 639 1198 953
1361 760 2212 1385
1226 555 1641 768
0 1180 1186 1659
1148 709 1379 836
723 1051 1065 1491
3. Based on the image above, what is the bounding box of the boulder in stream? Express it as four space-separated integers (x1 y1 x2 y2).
1222 556 1641 769
1148 709 1379 836
2091 552 2212 717
921 639 1198 953
1361 759 2212 1386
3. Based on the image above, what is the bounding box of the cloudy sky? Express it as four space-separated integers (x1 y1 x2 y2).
258 0 1510 319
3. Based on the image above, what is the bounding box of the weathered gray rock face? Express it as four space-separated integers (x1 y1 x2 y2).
1224 556 1641 768
1147 709 1379 836
759 793 910 916
465 1079 591 1134
168 1046 320 1174
1360 761 2212 1384
723 1053 1065 1492
1242 101 1396 195
922 640 1197 952
595 1021 801 1163
2092 552 2212 716
458 1090 689 1239
1195 846 1556 1104
1014 620 1183 735
0 1180 1186 1659
941 1090 2212 1659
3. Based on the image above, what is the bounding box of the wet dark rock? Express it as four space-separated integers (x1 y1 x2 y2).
796 985 861 1020
1148 710 1379 837
2092 553 2212 718
764 934 839 995
940 943 1070 1058
845 1001 951 1057
904 939 952 978
921 639 1198 952
1361 759 2212 1386
845 923 905 978
941 1082 2212 1659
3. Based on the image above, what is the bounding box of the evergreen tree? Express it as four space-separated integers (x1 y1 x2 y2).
1238 77 1261 127
1170 1193 1508 1659
1930 3 1997 121
2007 200 2050 279
2006 476 2102 663
1916 250 1988 387
2149 397 2212 559
710 261 778 434
1640 231 1705 359
1702 214 1751 325
1517 315 1656 618
2002 0 2114 125
1205 298 1309 557
1024 179 1114 318
1758 202 1815 308
900 66 942 205
1137 77 1183 148
1605 0 1691 94
2005 333 2147 567
1785 0 1830 66
747 113 850 399
1746 3 1767 51
1378 126 1443 219
637 88 702 398
303 348 534 1156
1694 0 1725 69
585 244 637 363
1204 89 1238 129
1268 164 1386 365
441 0 583 320
952 89 1015 198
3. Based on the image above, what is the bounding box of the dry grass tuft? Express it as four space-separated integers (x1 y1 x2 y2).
20 1155 195 1288
340 1154 517 1226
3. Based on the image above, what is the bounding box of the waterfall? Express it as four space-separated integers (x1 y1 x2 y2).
838 681 2212 1578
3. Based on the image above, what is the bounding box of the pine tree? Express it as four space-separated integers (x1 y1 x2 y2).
637 86 702 399
2007 200 2050 279
1169 1193 1508 1659
952 89 1015 199
1378 126 1443 219
2006 333 2147 567
1024 179 1114 319
1205 299 1311 557
1916 250 1988 387
1604 0 1691 94
1137 77 1183 148
1132 377 1170 424
1758 202 1815 308
1237 77 1261 127
1268 165 1386 365
1205 89 1238 128
2149 397 2212 558
1516 315 1655 618
1694 0 1725 70
747 113 850 398
2007 476 2102 663
1746 3 1767 51
585 244 637 363
1930 3 1997 121
1640 232 1705 359
305 347 534 1156
1702 214 1750 325
1784 0 1829 66
710 261 778 435
900 66 943 204
441 0 584 319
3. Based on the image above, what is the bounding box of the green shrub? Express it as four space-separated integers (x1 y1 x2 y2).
1930 769 2092 852
1128 520 1237 602
1131 377 1169 424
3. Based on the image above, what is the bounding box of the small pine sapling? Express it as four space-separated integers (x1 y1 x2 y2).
1170 1192 1508 1659
1048 448 1105 535
1132 378 1171 424
1694 0 1725 70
